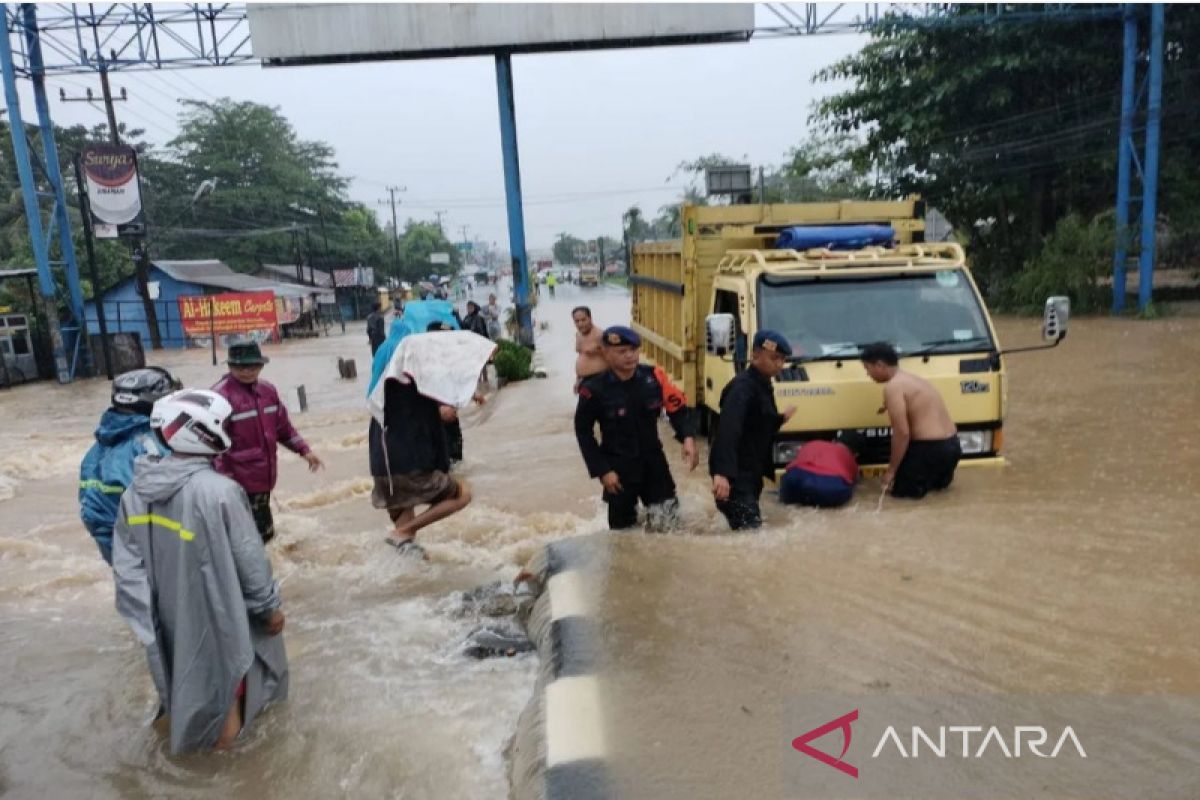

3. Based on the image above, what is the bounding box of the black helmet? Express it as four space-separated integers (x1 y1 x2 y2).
112 367 177 415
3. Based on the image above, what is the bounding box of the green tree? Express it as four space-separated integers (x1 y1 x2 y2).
150 99 353 271
553 232 587 265
395 219 461 284
813 7 1200 298
622 205 653 243
769 132 874 202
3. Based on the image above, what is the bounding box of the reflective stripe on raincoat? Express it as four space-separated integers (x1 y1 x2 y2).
113 453 288 755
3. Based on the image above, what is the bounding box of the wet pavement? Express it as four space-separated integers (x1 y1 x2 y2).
1 280 1198 799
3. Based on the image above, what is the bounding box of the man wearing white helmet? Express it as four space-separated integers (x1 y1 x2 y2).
112 389 289 754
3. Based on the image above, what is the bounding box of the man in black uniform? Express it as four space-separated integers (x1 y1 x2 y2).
710 330 797 530
575 326 699 531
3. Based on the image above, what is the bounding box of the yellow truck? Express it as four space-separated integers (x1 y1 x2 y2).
630 199 1067 477
579 264 601 287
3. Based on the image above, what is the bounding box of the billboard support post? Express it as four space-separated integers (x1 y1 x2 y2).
495 53 534 348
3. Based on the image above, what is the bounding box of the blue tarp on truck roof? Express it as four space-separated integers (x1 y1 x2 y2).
773 224 896 251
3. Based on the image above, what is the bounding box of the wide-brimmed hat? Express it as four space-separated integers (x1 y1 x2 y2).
227 341 269 366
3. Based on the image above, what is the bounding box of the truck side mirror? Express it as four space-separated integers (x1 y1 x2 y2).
1043 296 1069 343
705 313 736 356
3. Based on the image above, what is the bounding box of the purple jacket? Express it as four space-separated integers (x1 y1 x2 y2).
212 375 310 494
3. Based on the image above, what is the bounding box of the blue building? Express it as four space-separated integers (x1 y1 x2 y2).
84 259 333 349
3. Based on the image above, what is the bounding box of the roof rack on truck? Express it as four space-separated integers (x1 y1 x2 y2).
715 243 966 275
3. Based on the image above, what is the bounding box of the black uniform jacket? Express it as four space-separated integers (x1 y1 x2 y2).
574 365 696 481
709 366 785 483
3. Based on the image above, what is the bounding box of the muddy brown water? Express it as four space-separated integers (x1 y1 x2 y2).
1 284 1197 799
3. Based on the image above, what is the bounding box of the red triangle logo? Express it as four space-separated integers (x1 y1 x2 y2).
791 709 859 779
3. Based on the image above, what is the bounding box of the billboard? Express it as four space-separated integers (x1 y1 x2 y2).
248 4 753 65
80 144 145 238
178 291 279 344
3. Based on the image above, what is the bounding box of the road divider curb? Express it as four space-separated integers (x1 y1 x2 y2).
508 536 613 800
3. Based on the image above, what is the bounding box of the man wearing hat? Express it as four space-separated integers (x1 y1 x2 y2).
709 330 797 530
574 325 699 531
212 340 323 543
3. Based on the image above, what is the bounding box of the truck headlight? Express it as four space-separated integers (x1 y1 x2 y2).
774 440 803 465
957 430 993 455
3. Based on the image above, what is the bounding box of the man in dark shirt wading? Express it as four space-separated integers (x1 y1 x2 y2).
574 326 699 531
709 330 797 530
366 302 387 356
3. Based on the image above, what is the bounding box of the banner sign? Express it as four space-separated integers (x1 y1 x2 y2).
275 295 302 326
332 266 375 288
178 291 279 340
80 144 145 238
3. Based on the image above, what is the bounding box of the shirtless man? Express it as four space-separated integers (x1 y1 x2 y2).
573 306 607 389
860 341 961 499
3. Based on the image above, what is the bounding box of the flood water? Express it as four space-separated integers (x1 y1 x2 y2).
1 281 1198 799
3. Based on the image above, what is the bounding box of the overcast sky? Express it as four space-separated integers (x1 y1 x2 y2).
18 6 866 255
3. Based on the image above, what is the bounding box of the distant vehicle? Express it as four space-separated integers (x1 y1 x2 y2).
579 265 600 287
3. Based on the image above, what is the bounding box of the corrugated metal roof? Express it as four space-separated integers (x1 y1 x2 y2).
150 259 334 302
259 262 334 288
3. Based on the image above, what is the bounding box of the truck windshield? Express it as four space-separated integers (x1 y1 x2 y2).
758 270 994 360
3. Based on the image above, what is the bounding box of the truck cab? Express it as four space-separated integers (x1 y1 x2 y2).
701 245 1003 476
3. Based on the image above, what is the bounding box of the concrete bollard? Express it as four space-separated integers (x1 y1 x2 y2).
297 384 307 412
338 357 358 380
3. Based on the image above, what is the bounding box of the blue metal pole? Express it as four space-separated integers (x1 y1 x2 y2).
1137 3 1165 313
0 3 71 382
494 53 534 348
23 3 88 375
1111 3 1137 314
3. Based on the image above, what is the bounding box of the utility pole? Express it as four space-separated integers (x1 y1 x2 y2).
434 210 447 234
105 68 161 349
378 186 405 278
65 61 163 349
317 204 331 264
291 226 304 284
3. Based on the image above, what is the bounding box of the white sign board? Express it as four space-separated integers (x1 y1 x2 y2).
248 4 753 64
430 252 451 265
81 144 145 238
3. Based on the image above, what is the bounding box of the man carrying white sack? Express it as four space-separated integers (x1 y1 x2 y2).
367 329 496 555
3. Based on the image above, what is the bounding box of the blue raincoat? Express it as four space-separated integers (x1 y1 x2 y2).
367 300 460 395
79 409 162 564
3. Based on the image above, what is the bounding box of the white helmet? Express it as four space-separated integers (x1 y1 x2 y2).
150 389 233 456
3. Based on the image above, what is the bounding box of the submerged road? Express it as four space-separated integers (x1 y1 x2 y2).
1 280 1198 798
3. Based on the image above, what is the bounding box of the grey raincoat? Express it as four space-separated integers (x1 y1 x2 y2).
112 453 288 754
